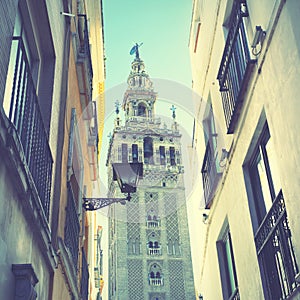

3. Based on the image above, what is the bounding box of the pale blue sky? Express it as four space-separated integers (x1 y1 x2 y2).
103 0 193 89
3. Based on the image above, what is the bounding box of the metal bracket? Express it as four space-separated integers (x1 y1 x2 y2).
83 193 131 211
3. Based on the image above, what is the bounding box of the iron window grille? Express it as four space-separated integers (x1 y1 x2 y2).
80 247 89 300
201 141 220 208
6 37 53 219
248 122 299 299
217 0 256 133
64 182 80 271
254 190 299 299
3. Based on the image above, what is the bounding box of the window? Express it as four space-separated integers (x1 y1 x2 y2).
217 228 239 300
159 146 166 165
147 232 161 255
122 143 128 163
138 103 146 117
169 147 176 166
2 3 54 219
246 121 299 299
148 264 163 286
132 144 138 163
68 108 84 207
144 137 154 164
217 0 255 133
249 122 281 221
201 101 221 207
147 210 160 228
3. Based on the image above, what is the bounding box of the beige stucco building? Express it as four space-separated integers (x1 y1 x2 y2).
189 0 300 299
0 0 105 298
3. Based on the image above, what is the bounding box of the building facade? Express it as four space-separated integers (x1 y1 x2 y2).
106 50 195 300
0 0 104 298
189 0 300 299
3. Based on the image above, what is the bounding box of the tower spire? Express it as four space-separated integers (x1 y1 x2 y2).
123 44 157 121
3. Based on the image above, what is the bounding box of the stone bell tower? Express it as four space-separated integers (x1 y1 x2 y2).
107 45 195 300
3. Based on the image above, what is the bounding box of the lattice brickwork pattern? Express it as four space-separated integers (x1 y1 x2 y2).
168 260 185 299
164 193 179 240
128 259 144 300
127 194 140 223
142 172 165 185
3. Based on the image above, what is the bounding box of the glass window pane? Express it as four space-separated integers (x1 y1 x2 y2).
225 236 236 293
3 42 19 116
265 138 281 199
257 147 273 212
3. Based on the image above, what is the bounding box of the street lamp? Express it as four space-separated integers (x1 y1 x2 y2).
83 162 143 211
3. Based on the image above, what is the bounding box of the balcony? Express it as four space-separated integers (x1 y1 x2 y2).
147 220 160 228
64 182 80 271
201 142 221 208
255 190 299 299
217 0 256 134
148 247 162 256
149 278 163 286
6 37 53 219
80 248 89 300
76 14 93 120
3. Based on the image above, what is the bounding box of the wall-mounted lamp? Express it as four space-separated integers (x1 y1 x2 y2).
83 162 143 210
199 293 204 300
251 26 266 56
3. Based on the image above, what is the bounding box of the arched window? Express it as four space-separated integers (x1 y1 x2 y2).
148 264 163 286
138 103 146 117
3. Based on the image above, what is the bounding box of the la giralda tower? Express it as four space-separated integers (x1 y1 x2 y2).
107 45 195 300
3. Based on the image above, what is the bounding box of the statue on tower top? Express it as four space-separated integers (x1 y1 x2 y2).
130 42 143 60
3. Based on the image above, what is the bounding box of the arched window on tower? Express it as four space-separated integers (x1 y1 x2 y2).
147 232 161 255
148 264 163 286
144 137 153 164
138 103 146 117
147 209 160 228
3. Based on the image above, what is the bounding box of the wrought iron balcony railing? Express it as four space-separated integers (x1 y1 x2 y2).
201 142 221 208
147 220 160 228
149 278 163 286
81 247 89 300
7 37 53 220
217 0 255 133
148 247 162 256
64 182 80 271
229 288 240 300
255 190 299 299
